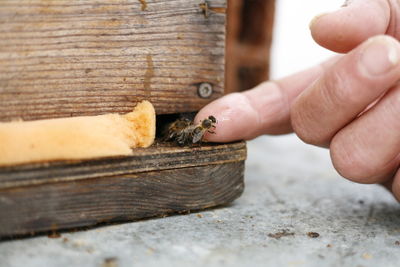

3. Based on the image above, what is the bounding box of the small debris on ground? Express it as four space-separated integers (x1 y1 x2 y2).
147 248 155 255
326 244 332 248
307 232 320 238
102 257 118 267
362 253 373 260
267 229 295 239
395 241 400 246
196 213 203 218
47 232 61 238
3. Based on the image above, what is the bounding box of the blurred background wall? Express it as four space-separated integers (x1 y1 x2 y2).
272 0 343 79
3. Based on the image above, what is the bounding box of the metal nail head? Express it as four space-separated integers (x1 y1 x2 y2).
198 82 213 98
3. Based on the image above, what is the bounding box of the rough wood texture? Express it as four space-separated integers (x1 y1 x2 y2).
0 0 247 239
0 0 226 121
0 142 246 237
0 142 246 189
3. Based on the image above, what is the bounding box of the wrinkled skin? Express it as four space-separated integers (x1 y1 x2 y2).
195 0 400 201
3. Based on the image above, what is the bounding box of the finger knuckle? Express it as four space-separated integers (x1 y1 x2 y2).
330 134 375 183
290 102 328 146
324 72 349 106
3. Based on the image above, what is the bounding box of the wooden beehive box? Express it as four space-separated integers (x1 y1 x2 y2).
0 0 249 238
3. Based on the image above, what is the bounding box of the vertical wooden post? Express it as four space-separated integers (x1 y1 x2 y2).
226 0 275 93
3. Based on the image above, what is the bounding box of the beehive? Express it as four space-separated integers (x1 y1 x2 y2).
0 0 274 238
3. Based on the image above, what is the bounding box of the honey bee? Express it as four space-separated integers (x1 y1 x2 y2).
191 115 217 143
164 117 192 141
164 115 217 146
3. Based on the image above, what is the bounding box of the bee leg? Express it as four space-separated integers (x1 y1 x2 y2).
177 140 185 147
162 134 171 142
208 130 216 134
176 135 185 147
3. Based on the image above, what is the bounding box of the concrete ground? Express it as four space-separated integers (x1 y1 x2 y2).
1 135 400 267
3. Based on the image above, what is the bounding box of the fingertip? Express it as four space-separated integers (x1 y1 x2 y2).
310 0 390 53
308 12 330 30
194 93 259 142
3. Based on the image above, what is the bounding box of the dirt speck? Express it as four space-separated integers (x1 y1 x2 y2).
307 232 320 238
268 229 295 239
102 257 118 267
47 231 61 238
144 54 154 94
196 213 203 218
362 253 372 260
139 0 147 11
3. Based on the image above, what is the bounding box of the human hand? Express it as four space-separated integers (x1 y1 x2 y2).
195 0 400 200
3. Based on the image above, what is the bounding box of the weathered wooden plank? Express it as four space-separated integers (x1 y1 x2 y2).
226 0 275 92
0 0 226 121
0 141 246 189
0 161 245 237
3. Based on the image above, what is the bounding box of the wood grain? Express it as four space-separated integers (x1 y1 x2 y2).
0 161 245 237
0 0 245 239
0 0 226 121
0 142 246 189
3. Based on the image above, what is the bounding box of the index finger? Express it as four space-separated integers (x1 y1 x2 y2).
194 57 339 142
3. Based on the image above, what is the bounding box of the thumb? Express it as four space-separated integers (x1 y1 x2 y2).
194 57 339 142
310 0 391 53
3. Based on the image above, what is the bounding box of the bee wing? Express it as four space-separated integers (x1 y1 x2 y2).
176 127 192 146
175 134 184 146
192 128 206 143
167 131 176 140
164 119 191 141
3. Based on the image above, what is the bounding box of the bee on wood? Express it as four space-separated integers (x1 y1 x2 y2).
164 117 192 141
164 115 217 146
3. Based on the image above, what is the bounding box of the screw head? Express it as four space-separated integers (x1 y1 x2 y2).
198 82 213 98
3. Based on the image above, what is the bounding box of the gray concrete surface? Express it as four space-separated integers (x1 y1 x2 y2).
1 135 400 267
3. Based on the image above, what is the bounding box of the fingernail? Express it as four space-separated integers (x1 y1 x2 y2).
310 0 356 29
360 36 400 76
309 12 330 29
